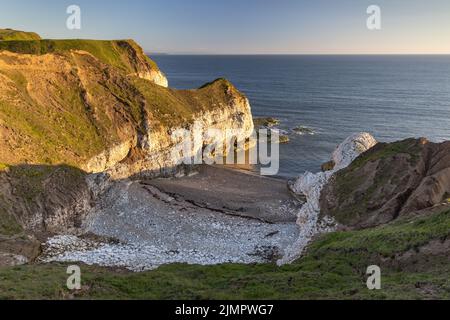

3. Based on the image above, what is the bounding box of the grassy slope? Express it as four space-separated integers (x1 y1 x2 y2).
133 77 244 127
0 209 448 300
0 39 159 74
0 29 41 41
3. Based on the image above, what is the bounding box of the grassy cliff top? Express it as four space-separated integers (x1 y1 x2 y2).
0 29 41 41
0 38 160 73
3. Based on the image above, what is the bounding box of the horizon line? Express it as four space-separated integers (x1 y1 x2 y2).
147 52 450 56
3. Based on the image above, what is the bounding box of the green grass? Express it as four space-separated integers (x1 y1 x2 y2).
0 210 448 300
133 78 246 127
310 210 450 257
0 29 41 41
0 39 159 74
0 206 22 237
350 138 423 170
0 40 149 166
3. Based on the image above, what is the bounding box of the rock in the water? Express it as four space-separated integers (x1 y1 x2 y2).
292 126 315 135
321 160 335 172
253 117 280 128
279 135 290 144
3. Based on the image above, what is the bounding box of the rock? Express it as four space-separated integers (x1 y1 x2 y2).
292 126 315 135
0 235 41 266
40 176 300 271
330 132 378 170
281 133 377 264
320 138 450 229
321 160 335 172
253 117 280 128
0 252 28 267
0 165 92 234
279 135 290 144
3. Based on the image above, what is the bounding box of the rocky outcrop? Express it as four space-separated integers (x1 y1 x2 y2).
280 133 377 264
320 138 450 229
0 164 91 267
141 69 168 88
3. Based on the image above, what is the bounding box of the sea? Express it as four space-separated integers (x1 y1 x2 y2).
152 55 450 178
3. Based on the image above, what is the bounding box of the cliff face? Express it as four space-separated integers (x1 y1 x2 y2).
0 36 254 243
0 165 91 234
94 79 254 179
320 138 450 229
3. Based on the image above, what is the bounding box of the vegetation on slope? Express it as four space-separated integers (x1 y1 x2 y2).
0 39 159 74
0 45 244 167
0 206 22 237
0 29 41 41
350 138 423 170
320 138 450 228
133 78 246 127
0 209 448 299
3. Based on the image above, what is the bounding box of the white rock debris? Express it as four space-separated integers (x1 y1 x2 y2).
0 252 28 267
279 133 377 264
41 235 281 272
41 178 300 271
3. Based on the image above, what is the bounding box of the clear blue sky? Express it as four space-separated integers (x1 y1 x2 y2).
1 0 450 54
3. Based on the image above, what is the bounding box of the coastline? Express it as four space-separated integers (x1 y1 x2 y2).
1 26 449 300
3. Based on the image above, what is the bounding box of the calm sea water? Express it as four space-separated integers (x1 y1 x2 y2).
152 55 450 178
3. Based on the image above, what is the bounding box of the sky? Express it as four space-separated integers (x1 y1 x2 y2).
1 0 450 54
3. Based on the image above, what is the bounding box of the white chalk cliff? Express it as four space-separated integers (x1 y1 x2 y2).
279 132 378 264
